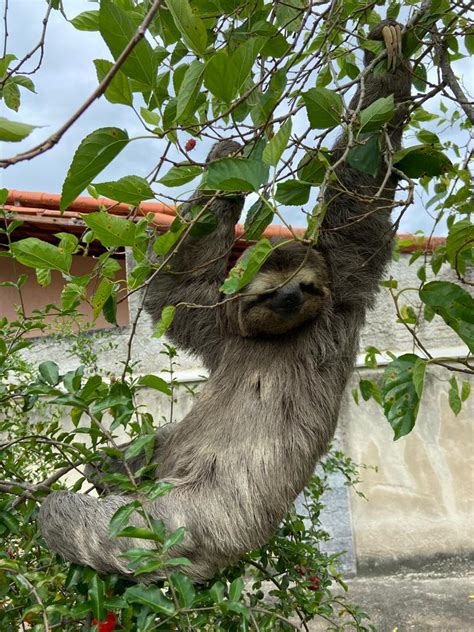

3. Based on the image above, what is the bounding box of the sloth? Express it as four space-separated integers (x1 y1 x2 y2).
39 21 411 582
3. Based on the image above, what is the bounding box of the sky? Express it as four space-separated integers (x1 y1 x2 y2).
2 1 472 236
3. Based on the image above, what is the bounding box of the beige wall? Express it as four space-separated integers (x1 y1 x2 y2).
342 368 474 568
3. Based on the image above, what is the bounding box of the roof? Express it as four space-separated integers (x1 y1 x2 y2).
3 190 445 259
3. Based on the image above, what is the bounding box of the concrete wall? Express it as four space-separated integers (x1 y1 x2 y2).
11 253 474 573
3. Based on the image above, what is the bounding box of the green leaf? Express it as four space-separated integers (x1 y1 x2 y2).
461 381 471 402
206 157 269 192
152 221 186 256
55 232 79 254
125 585 176 615
382 354 424 439
263 119 292 166
204 51 235 104
139 374 172 396
165 0 207 56
359 95 394 133
158 164 203 187
92 278 114 319
347 133 380 177
177 60 205 120
244 199 274 241
0 116 39 142
448 376 461 416
412 62 427 92
229 576 244 602
88 574 105 622
275 180 311 206
419 281 474 353
70 9 99 31
82 212 137 247
210 581 225 603
39 361 60 386
94 59 133 106
4 81 20 111
221 238 273 294
445 220 474 269
393 145 452 178
10 238 72 273
163 527 186 553
170 572 195 608
124 434 155 459
465 33 474 55
61 127 129 211
103 289 118 324
93 175 154 205
109 500 141 537
35 268 51 287
303 87 343 129
152 305 176 338
99 0 157 86
412 358 427 399
297 151 328 185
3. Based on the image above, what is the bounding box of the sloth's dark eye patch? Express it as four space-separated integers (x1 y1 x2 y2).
300 282 324 297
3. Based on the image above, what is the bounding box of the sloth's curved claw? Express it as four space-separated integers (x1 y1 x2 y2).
382 23 402 71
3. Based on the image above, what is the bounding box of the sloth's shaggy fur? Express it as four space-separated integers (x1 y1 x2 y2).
39 21 412 582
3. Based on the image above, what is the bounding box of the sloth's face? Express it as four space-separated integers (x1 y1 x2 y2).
228 244 330 337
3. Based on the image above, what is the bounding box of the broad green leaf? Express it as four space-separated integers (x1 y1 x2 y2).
94 59 133 106
124 434 155 459
0 116 39 142
88 574 105 622
229 576 244 602
159 164 203 187
165 0 207 56
109 500 141 537
153 220 186 256
4 81 20 111
152 305 176 338
206 157 269 192
61 283 84 310
93 175 154 205
35 268 51 287
412 358 427 399
139 374 172 395
448 376 461 416
10 238 72 273
303 87 343 129
382 353 424 439
99 0 157 86
39 361 60 386
347 133 380 177
465 33 474 55
445 220 474 269
263 119 292 166
176 60 205 120
92 278 114 319
275 180 311 206
244 199 274 241
82 212 137 247
297 151 328 184
412 62 427 92
70 9 99 31
103 288 118 324
221 238 273 294
55 232 79 254
393 145 452 178
61 127 129 211
204 50 236 104
275 0 305 33
163 527 186 553
359 95 394 133
125 585 176 615
210 581 225 603
170 573 195 608
419 281 474 353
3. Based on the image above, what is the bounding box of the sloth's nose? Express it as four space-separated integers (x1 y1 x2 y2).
271 287 304 316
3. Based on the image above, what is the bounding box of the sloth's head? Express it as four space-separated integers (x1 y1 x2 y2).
227 242 330 337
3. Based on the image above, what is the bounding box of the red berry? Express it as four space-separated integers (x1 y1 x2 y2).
185 138 197 151
307 576 320 591
92 611 116 632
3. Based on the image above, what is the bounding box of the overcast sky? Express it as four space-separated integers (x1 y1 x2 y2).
2 1 472 235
